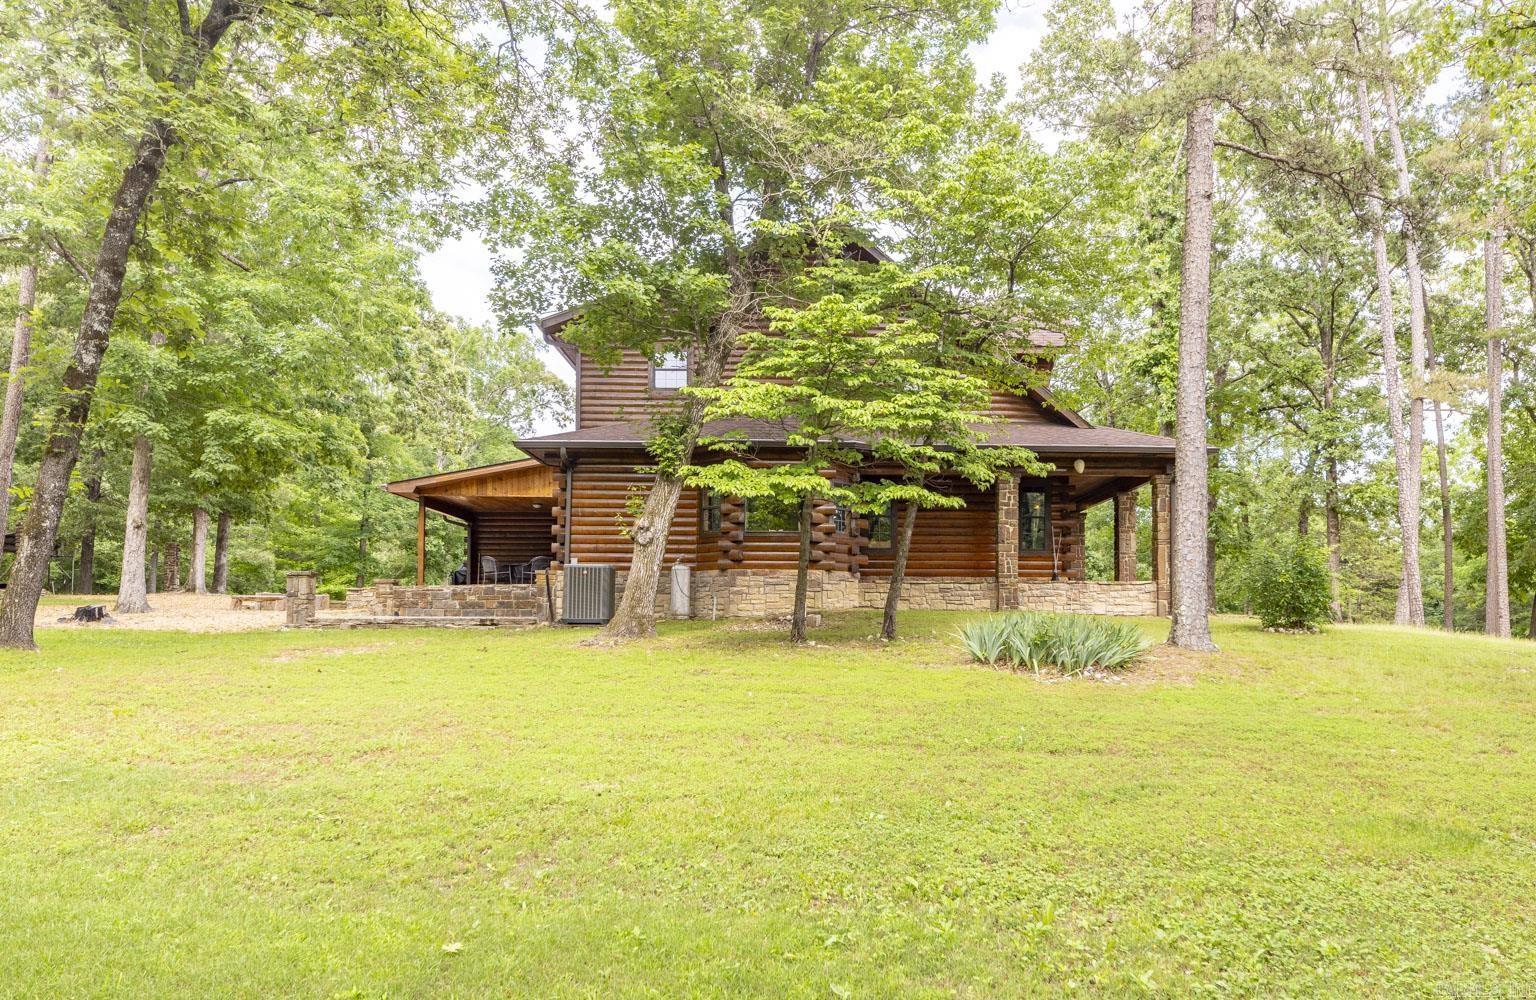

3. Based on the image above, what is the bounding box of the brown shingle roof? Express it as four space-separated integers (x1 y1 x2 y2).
516 417 1175 457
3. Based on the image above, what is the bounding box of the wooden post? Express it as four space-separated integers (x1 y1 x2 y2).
416 499 426 586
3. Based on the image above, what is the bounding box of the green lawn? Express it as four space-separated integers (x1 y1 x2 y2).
2 615 1533 997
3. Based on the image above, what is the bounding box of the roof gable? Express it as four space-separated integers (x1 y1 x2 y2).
384 458 555 500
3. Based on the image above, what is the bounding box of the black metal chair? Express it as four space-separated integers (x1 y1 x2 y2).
508 556 552 584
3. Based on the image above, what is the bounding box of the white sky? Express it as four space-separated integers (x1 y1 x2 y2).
415 3 1053 426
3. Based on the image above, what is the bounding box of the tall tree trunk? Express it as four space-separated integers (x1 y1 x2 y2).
789 494 814 644
1425 294 1454 631
1353 76 1424 627
1432 397 1453 630
0 0 246 648
115 433 154 613
212 510 231 593
162 540 181 592
356 514 368 588
0 128 53 536
1240 506 1252 616
1320 299 1343 621
188 507 209 594
602 265 753 641
1168 0 1218 651
75 454 102 594
1379 53 1428 625
1325 456 1343 621
881 502 919 641
1484 151 1510 638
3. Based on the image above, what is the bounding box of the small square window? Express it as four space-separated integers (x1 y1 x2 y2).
653 350 688 389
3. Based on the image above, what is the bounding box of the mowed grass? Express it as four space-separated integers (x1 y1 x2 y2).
2 615 1534 998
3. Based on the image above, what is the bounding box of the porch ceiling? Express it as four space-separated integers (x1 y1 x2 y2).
1062 474 1153 508
419 494 554 521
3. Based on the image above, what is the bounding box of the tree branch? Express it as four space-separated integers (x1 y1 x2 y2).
1214 138 1361 203
218 250 252 272
48 235 90 281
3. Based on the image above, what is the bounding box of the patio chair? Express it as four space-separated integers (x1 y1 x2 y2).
508 556 552 584
479 555 501 584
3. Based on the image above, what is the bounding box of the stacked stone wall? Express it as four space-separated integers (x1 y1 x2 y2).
319 569 1156 625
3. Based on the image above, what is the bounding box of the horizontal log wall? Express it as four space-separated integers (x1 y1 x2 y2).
577 349 672 426
550 460 1090 581
988 390 1055 423
471 511 554 576
861 477 1086 581
561 462 699 571
574 337 756 428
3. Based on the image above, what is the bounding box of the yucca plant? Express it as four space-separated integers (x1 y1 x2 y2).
957 615 1010 665
958 612 1148 676
1001 613 1048 675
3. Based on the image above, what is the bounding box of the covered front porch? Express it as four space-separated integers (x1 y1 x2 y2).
384 459 557 586
989 464 1172 616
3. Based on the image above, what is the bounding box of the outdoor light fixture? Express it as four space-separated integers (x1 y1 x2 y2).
1072 459 1086 474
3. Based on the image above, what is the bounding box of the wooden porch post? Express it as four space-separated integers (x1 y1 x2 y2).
416 498 426 586
1150 474 1171 615
995 473 1020 610
1114 490 1139 582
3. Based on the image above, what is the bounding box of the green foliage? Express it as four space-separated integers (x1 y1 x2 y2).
1245 540 1333 631
958 612 1148 675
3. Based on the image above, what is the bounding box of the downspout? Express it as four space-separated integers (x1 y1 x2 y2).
561 447 574 565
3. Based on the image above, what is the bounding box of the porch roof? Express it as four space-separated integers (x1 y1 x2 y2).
383 457 557 519
513 416 1176 461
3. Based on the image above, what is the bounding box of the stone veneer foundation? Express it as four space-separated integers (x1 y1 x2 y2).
297 569 1158 627
685 572 1156 618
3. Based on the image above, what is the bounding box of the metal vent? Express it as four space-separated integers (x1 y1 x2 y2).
563 564 615 625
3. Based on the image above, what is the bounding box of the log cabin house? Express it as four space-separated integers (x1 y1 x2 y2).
383 306 1178 621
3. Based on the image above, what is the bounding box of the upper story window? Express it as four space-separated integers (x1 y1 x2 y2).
652 350 689 389
1020 488 1049 553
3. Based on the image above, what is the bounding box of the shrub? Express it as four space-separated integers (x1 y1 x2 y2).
1245 540 1332 631
958 613 1148 676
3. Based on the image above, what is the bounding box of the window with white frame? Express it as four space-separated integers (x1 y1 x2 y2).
652 350 689 389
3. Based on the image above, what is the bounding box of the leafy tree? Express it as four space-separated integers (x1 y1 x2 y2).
489 0 996 640
685 256 1042 642
0 0 561 647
